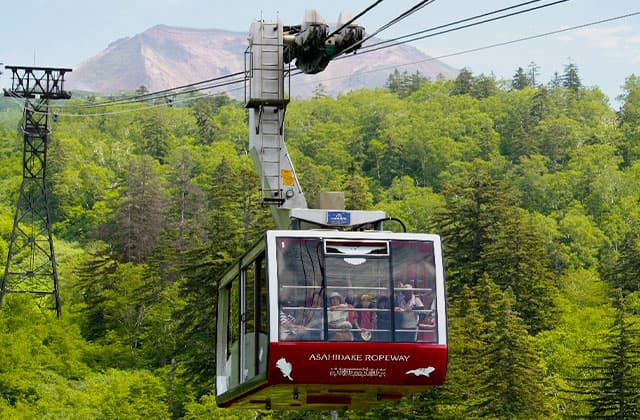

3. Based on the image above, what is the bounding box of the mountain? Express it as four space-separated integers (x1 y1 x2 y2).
67 24 458 98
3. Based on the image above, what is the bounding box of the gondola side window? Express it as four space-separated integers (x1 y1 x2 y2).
223 278 241 389
277 238 324 341
243 261 259 382
245 255 268 379
216 282 231 395
257 256 269 374
391 240 438 343
218 253 269 394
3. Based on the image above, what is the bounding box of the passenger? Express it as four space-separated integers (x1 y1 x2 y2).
355 294 376 341
301 291 324 340
394 283 424 341
279 308 306 340
374 295 392 342
279 291 306 340
328 292 357 341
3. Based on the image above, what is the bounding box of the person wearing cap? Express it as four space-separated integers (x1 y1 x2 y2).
328 292 357 341
394 283 424 341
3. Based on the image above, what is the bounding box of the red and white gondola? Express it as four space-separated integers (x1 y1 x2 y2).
216 229 447 410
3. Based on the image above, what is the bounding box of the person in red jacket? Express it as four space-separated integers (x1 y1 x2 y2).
355 294 376 341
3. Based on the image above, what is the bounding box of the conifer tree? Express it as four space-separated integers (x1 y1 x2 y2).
482 208 558 333
562 63 582 93
191 95 235 144
527 62 541 87
102 155 166 263
451 68 474 96
435 159 518 293
312 83 329 98
530 85 551 122
134 109 171 162
434 279 549 418
74 242 119 340
385 69 429 98
469 277 549 418
611 229 640 293
386 69 404 95
437 285 488 418
618 74 640 166
512 67 530 90
162 145 208 283
343 171 374 211
565 289 640 418
175 245 221 395
472 73 499 99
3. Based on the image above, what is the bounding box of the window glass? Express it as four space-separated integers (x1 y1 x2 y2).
257 256 268 375
324 241 391 342
391 240 437 343
243 262 256 382
277 238 324 341
216 285 230 395
221 250 269 393
226 278 241 388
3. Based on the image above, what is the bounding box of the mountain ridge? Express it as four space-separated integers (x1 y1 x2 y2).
67 24 459 97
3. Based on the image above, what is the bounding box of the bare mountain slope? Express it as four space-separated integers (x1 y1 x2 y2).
67 24 458 97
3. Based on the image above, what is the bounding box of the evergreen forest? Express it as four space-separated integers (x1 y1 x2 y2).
1 64 640 419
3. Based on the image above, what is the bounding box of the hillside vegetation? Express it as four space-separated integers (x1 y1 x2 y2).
1 65 640 419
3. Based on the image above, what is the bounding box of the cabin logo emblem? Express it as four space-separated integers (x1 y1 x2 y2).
276 358 293 381
327 211 351 225
406 367 435 377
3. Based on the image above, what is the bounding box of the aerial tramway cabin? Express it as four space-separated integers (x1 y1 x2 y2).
215 216 447 410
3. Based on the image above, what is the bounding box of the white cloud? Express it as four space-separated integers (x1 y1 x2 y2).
576 24 632 49
557 23 640 64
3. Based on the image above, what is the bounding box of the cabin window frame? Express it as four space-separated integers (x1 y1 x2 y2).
273 234 440 344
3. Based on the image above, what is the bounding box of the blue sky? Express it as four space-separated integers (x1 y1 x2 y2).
1 0 639 107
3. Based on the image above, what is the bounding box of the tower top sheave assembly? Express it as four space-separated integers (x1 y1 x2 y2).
283 10 364 75
245 10 374 229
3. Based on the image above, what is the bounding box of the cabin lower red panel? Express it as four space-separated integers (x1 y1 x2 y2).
218 341 447 410
269 342 447 386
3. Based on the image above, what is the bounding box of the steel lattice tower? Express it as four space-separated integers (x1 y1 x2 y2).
1 66 72 317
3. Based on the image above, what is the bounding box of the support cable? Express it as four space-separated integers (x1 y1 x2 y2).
298 11 640 89
360 0 548 51
341 0 437 55
41 76 247 117
53 71 246 109
53 83 246 118
354 0 571 56
325 0 384 40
